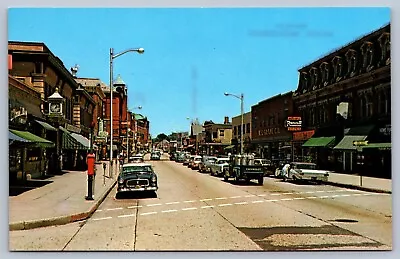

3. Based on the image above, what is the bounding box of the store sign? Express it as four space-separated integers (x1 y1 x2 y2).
286 116 302 131
293 130 315 141
258 127 280 136
65 123 81 133
379 125 391 136
9 104 28 124
8 54 12 70
353 140 368 146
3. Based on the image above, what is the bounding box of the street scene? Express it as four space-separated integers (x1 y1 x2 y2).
8 7 392 252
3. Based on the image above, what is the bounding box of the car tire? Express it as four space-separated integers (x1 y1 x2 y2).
258 177 264 185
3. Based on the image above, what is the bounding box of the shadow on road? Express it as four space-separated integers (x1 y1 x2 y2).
115 191 158 200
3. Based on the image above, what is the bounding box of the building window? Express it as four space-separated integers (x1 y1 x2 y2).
220 130 225 137
246 123 250 133
243 124 246 134
366 95 373 117
212 132 218 139
233 126 237 136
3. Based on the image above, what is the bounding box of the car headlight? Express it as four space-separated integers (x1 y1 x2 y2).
118 178 124 184
151 176 157 182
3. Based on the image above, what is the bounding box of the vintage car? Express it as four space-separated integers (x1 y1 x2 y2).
282 162 330 183
209 157 230 177
198 156 218 173
190 155 203 170
150 152 161 160
128 155 144 163
254 158 275 176
183 155 194 166
116 163 158 196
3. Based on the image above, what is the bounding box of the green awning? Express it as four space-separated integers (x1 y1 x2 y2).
302 137 335 147
60 127 89 150
333 135 367 151
9 129 55 148
361 143 391 150
224 145 235 150
35 120 57 131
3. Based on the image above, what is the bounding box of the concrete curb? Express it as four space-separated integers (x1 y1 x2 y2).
324 181 391 194
9 179 117 231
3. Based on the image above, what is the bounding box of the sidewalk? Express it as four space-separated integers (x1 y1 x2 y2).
9 164 391 231
9 160 119 231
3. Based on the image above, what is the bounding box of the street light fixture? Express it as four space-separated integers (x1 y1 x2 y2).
109 47 144 178
224 92 244 155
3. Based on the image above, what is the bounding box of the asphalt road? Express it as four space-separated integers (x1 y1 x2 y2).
9 156 392 251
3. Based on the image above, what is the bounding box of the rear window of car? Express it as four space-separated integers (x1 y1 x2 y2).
123 165 153 174
294 163 316 170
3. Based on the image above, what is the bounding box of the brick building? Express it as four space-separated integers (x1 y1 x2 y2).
231 112 252 154
251 91 294 161
292 23 391 177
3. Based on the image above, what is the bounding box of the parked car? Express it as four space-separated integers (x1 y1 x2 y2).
190 155 203 170
183 155 193 166
287 162 330 183
224 154 265 185
199 156 217 173
150 152 161 160
209 157 230 177
116 163 158 196
176 153 186 163
254 158 274 176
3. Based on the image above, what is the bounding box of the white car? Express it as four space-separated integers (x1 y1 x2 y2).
287 162 330 183
209 158 230 177
190 155 203 170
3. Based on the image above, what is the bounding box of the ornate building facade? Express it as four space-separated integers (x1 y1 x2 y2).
293 23 391 177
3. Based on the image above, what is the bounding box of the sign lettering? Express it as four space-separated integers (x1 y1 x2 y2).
258 128 280 136
292 130 315 141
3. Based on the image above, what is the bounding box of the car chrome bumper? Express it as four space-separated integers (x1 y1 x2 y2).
118 186 158 192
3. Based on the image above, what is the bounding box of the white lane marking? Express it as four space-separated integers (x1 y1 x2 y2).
303 191 315 194
96 209 103 212
271 193 281 196
141 212 157 216
353 194 362 196
332 195 342 198
165 201 180 205
147 203 162 207
326 190 337 193
316 191 326 193
362 193 374 196
280 198 293 201
230 196 242 198
199 199 212 202
320 196 331 199
162 209 178 213
107 207 123 211
307 196 318 199
118 214 135 218
93 217 112 221
252 200 264 204
182 207 197 211
234 202 248 205
128 205 142 208
201 205 214 209
245 195 255 197
257 194 267 197
183 200 196 203
293 197 306 200
282 192 294 195
266 199 279 202
215 197 228 200
341 194 351 197
218 203 233 207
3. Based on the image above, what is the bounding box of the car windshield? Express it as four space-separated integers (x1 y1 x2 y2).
122 165 153 175
295 163 317 170
194 157 202 161
208 158 217 162
217 160 228 164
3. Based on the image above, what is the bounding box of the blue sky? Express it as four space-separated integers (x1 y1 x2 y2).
8 8 390 137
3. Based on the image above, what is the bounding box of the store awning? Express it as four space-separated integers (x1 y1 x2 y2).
333 135 367 151
9 130 32 144
302 136 336 147
70 132 98 150
224 145 235 150
361 143 391 151
9 129 55 148
34 120 57 131
60 127 89 150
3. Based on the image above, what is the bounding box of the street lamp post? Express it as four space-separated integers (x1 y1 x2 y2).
109 47 144 178
224 92 244 155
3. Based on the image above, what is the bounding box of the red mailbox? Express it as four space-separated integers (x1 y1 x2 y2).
87 153 96 176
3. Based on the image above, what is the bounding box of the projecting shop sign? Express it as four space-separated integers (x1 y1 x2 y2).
285 116 302 131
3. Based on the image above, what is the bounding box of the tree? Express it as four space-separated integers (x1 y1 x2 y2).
154 133 169 143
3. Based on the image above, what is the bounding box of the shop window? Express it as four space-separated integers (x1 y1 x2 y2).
366 96 373 117
27 148 42 162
